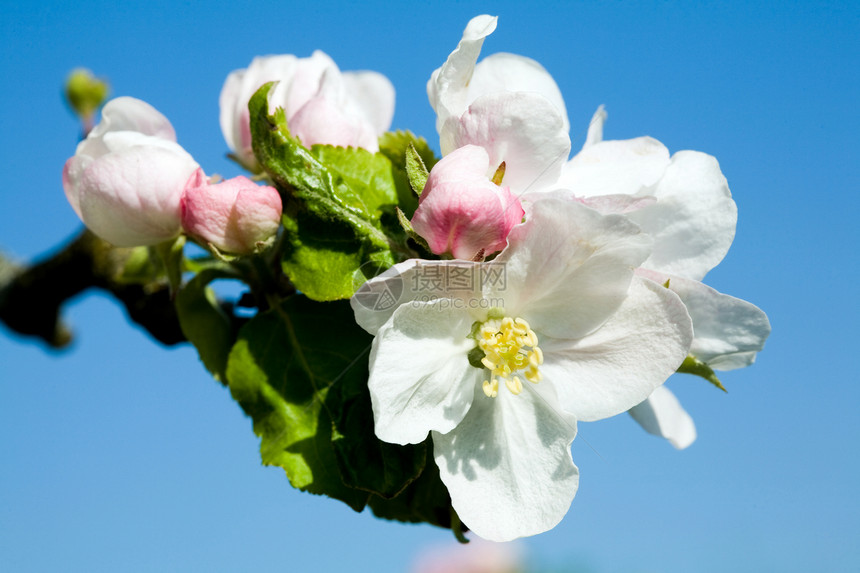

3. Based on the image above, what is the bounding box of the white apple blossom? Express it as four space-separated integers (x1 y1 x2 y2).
549 109 769 447
62 96 199 247
352 197 693 540
219 51 394 169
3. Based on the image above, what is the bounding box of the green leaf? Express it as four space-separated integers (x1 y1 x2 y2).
310 145 399 220
368 443 461 531
278 210 395 300
378 130 439 218
155 236 185 296
175 268 237 383
328 361 427 498
394 207 432 255
405 144 429 195
114 246 160 284
224 296 371 511
378 130 439 171
677 354 727 392
248 83 398 301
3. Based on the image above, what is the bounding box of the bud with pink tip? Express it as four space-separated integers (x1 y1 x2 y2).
180 169 283 255
410 145 524 260
62 96 199 247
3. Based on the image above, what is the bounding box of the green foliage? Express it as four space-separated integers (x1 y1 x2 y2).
328 361 427 498
309 145 399 220
377 130 439 218
225 296 370 509
175 268 237 383
155 236 185 296
677 354 727 392
248 83 404 301
405 144 430 195
395 206 432 253
367 444 460 532
222 294 459 531
115 246 160 284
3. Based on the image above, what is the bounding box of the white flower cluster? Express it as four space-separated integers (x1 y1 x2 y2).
58 13 768 542
351 15 770 541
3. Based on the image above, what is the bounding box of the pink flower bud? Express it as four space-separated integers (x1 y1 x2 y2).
410 145 524 260
180 169 282 255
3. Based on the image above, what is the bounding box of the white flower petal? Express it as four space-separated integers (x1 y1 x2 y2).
559 136 671 198
574 193 657 215
342 70 395 134
77 144 197 246
62 155 89 217
540 276 693 421
630 150 737 280
628 386 697 449
496 198 651 339
289 70 380 151
637 269 771 370
276 50 339 118
351 259 484 336
218 67 248 154
583 105 607 148
88 96 176 142
433 382 578 541
368 300 479 445
440 92 570 196
219 54 299 157
427 14 498 130
468 52 569 132
220 52 391 162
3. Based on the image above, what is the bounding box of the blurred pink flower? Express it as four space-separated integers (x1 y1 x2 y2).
411 539 523 573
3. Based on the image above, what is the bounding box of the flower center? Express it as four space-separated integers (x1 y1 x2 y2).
477 316 543 398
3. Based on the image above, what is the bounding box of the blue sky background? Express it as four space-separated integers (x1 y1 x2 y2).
1 1 858 571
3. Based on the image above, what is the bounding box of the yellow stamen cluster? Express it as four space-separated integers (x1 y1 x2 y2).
477 316 544 398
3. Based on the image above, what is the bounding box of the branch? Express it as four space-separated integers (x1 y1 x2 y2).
0 228 185 349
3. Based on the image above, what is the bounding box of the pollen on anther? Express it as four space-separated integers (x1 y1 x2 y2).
483 379 499 398
475 314 543 398
506 376 523 395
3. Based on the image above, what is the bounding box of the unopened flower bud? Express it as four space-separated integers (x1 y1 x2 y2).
180 169 282 255
62 97 198 247
410 145 524 260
